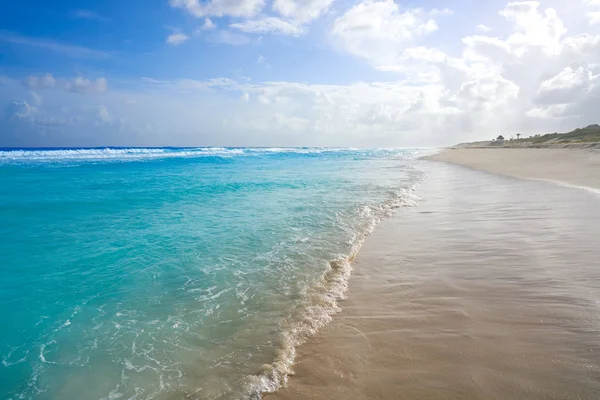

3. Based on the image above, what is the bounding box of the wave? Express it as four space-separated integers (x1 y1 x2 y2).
0 147 238 162
0 147 422 163
244 186 421 399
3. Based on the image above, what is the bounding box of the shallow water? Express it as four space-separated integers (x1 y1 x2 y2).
0 147 422 400
270 160 600 400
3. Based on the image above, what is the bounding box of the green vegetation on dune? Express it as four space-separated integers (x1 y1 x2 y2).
460 124 600 148
525 124 600 144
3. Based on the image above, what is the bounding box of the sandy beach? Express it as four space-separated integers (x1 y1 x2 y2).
269 152 600 400
425 148 600 190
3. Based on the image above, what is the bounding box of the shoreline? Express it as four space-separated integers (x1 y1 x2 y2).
424 148 600 191
268 155 600 400
258 186 421 398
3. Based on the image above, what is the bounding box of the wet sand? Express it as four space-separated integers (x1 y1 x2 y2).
426 148 600 190
268 161 600 400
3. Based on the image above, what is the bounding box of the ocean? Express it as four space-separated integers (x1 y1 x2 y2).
0 147 424 400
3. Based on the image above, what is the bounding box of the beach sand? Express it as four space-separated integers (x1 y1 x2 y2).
425 148 600 190
268 154 600 400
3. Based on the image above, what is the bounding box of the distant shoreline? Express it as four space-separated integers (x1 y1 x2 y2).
452 124 600 149
450 142 600 149
425 148 600 191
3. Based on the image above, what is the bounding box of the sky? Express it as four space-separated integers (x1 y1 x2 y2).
1 0 600 147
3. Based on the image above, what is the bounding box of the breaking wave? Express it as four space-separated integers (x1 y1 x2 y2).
244 187 421 399
0 147 422 163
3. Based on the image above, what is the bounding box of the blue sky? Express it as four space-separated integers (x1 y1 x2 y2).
1 0 600 147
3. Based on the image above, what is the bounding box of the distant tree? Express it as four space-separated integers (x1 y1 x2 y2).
516 133 521 140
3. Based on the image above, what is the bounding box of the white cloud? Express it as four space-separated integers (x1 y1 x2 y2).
22 73 56 90
535 66 597 104
169 0 265 18
231 17 303 36
240 92 250 101
561 33 600 58
66 77 108 94
167 33 190 45
462 35 512 63
499 1 566 56
272 0 334 23
453 76 520 111
331 0 438 68
201 18 217 30
540 66 593 92
477 24 492 32
71 9 106 21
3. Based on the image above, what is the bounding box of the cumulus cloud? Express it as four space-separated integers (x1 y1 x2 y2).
173 0 332 36
22 73 56 90
230 17 303 36
166 33 190 45
331 0 439 69
169 0 265 18
272 0 334 23
535 66 597 105
477 24 492 32
499 1 566 55
66 77 108 94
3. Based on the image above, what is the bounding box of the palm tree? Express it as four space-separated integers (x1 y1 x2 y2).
516 133 521 140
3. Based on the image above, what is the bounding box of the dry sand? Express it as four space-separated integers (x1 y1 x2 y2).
268 153 600 400
425 148 600 190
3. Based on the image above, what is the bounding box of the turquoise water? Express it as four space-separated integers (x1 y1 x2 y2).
0 148 422 400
